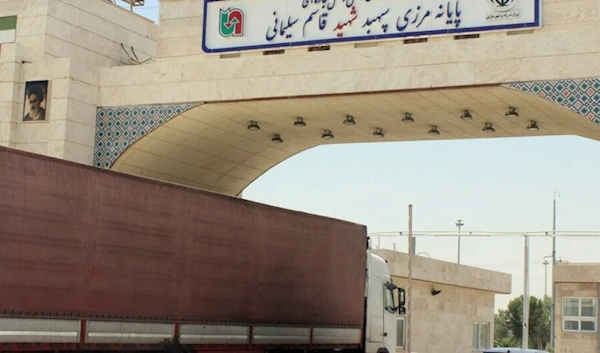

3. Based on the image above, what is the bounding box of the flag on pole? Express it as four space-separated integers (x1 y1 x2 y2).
0 16 17 44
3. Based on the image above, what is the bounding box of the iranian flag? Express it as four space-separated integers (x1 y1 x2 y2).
0 16 16 43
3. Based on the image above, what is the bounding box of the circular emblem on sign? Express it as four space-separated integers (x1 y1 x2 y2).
488 0 518 12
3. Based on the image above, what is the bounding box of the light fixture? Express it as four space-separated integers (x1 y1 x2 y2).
402 112 414 123
247 120 260 130
271 134 283 143
505 107 519 118
373 127 384 137
428 126 440 135
460 110 472 120
322 130 334 139
343 115 356 125
482 122 495 132
294 117 306 127
527 120 539 131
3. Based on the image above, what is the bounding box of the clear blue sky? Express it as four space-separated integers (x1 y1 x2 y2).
123 0 600 310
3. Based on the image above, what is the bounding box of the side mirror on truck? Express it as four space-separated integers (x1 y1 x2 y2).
398 288 406 315
385 282 397 291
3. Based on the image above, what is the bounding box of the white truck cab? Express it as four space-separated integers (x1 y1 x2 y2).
365 251 405 353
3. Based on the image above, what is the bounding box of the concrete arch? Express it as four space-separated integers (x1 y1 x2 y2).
95 80 600 197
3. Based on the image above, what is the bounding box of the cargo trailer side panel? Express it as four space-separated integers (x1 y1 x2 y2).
0 147 367 328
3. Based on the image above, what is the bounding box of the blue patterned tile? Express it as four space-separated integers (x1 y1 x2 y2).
94 79 600 168
503 78 600 124
93 103 200 168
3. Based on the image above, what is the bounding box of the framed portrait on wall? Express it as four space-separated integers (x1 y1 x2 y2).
23 80 49 122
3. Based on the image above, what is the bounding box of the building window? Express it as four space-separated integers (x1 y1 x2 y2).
563 297 597 333
396 317 405 348
472 322 490 350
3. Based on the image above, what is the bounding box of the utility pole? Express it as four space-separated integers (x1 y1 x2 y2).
523 233 530 350
455 219 464 264
407 205 413 353
551 191 560 352
552 192 559 264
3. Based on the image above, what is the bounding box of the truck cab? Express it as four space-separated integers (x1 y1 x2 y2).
365 252 403 353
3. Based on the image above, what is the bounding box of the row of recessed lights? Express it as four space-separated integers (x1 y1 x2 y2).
247 116 387 143
459 107 540 133
247 106 539 143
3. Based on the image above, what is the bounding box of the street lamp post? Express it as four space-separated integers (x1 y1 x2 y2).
407 205 414 353
456 219 464 264
543 259 550 297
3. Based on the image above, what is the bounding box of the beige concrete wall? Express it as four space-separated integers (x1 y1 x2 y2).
0 61 20 147
554 282 598 353
373 250 510 353
7 0 50 64
2 0 157 66
45 0 157 67
555 263 600 283
392 277 495 353
158 0 203 58
97 0 600 106
0 0 40 147
372 249 511 294
4 0 600 166
0 0 27 20
0 0 159 160
10 57 99 164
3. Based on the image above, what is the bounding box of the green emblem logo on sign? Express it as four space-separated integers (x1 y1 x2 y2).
219 8 244 37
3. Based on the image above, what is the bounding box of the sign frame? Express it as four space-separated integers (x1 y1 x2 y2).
202 0 542 54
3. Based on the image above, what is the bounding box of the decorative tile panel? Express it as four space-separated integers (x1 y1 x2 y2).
503 79 600 124
94 103 200 168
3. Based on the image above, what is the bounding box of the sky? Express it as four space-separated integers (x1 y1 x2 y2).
119 0 600 311
242 135 600 310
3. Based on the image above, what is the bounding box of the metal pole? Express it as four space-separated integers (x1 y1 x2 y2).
455 219 464 264
407 205 413 353
552 193 559 264
523 233 530 349
543 259 549 297
551 191 560 352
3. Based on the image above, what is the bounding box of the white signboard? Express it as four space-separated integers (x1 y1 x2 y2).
202 0 541 53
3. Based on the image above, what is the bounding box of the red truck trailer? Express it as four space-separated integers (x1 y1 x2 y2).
0 146 402 353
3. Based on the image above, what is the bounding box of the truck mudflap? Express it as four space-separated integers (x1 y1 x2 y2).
0 318 362 352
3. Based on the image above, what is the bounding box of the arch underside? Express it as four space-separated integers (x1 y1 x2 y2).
109 85 600 196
